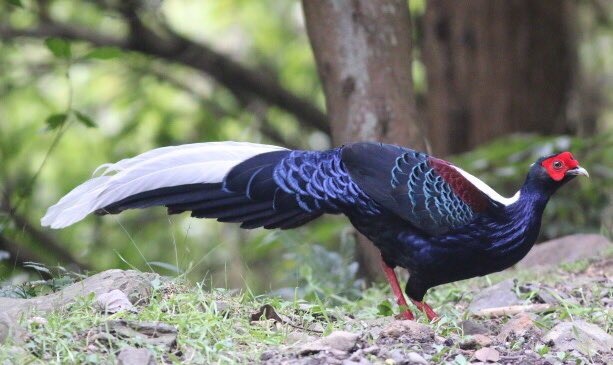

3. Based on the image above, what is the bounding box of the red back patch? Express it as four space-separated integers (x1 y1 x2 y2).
428 157 490 212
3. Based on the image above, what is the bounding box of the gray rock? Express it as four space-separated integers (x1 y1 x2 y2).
517 234 611 269
89 320 178 351
0 269 157 318
0 313 27 345
299 330 359 354
379 320 434 342
407 352 428 364
468 279 522 314
117 347 156 365
95 289 137 314
386 349 406 363
497 312 540 341
460 319 490 335
542 320 613 356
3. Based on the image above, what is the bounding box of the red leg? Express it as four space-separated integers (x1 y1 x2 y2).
410 298 439 322
380 258 414 320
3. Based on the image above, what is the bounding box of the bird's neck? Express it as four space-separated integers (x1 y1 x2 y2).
491 180 552 259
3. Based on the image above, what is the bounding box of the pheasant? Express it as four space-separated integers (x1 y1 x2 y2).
42 141 588 321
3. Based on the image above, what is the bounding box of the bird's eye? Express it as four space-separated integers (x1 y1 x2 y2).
553 161 563 169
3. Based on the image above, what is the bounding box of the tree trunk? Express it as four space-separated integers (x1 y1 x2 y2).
423 0 575 156
303 0 424 281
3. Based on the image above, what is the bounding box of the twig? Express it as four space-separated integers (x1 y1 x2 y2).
472 303 554 317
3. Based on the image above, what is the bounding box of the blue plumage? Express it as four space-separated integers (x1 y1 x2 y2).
49 141 587 321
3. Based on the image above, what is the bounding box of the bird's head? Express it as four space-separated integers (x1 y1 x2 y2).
526 151 588 194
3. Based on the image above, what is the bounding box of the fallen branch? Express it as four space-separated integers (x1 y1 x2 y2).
472 303 554 318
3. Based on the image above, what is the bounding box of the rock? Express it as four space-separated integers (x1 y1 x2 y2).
473 334 493 347
461 319 490 335
379 320 434 342
0 270 157 318
517 234 611 269
497 312 540 341
342 359 372 365
474 347 500 363
28 316 48 326
0 313 27 345
89 320 177 351
459 334 494 350
468 279 522 314
96 289 137 314
542 320 613 356
386 349 405 363
117 347 156 365
406 352 428 364
299 331 359 355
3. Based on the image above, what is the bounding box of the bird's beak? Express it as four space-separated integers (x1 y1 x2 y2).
566 166 589 178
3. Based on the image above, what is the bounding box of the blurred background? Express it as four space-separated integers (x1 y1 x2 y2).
0 0 611 300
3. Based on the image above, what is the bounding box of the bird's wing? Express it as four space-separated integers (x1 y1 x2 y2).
341 142 501 235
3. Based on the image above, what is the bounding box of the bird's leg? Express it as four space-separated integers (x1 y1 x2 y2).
380 258 414 320
410 299 439 322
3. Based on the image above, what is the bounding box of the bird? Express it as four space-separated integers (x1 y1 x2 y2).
41 141 588 321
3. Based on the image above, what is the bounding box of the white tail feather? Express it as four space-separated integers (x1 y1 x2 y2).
41 141 287 229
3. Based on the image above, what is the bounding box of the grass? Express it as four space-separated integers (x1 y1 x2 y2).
0 250 611 364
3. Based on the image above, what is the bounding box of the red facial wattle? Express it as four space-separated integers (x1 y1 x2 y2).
541 152 579 181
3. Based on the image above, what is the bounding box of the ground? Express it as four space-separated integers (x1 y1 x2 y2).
0 243 611 364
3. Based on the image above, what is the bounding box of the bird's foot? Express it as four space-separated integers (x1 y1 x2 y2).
381 259 416 320
395 308 415 320
411 299 439 322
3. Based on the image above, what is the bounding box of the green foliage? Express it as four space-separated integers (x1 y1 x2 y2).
74 111 97 128
85 47 122 60
45 113 68 130
44 38 72 59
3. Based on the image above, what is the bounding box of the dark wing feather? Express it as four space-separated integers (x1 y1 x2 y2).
97 148 375 230
341 142 493 235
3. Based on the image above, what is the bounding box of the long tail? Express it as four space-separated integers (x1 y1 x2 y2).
41 141 294 229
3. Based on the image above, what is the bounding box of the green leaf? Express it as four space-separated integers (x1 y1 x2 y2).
8 0 23 7
377 299 393 316
85 47 122 60
44 38 71 59
74 111 97 128
45 113 67 130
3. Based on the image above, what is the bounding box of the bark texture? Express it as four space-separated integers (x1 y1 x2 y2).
423 0 575 155
303 0 424 280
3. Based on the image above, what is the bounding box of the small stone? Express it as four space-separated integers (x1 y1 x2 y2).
473 334 493 347
260 350 275 361
0 313 27 345
461 334 494 350
342 358 372 365
542 320 613 356
299 330 359 354
406 352 428 364
117 347 155 365
387 349 405 363
460 319 490 335
213 300 231 316
96 289 136 314
497 312 539 341
474 347 500 363
361 345 379 355
468 279 522 314
379 320 434 342
28 316 48 326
